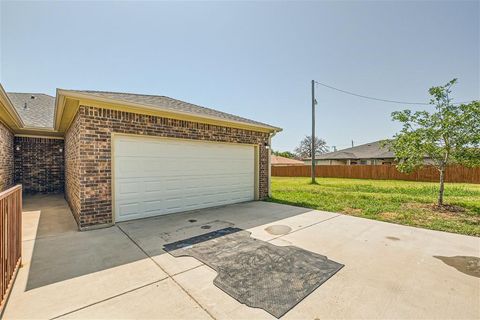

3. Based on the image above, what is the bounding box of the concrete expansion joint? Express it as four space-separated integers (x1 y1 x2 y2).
267 213 342 243
22 233 71 243
116 224 217 320
50 279 166 320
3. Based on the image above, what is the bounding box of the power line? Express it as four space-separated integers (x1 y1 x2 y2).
314 80 475 105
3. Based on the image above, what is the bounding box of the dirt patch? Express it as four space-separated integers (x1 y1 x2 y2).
265 225 292 235
403 202 479 225
378 212 398 220
403 203 430 211
434 256 480 278
431 204 466 213
404 202 465 213
343 207 362 216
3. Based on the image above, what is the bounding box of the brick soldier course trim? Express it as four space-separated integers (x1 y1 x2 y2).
14 136 65 194
64 105 270 229
0 122 14 192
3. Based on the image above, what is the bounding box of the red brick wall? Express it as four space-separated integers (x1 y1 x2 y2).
0 122 14 192
65 111 82 224
14 137 65 194
65 105 270 229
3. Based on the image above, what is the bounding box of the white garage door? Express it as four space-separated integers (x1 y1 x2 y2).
114 135 256 222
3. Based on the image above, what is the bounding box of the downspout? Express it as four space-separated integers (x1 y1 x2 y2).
268 131 277 198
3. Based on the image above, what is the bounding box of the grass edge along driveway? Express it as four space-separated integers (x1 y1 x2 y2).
268 177 480 236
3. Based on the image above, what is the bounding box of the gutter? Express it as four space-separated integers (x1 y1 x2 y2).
267 131 278 198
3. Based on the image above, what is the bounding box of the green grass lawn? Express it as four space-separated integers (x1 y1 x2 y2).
269 177 480 236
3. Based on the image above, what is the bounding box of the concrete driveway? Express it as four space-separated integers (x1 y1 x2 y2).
3 194 479 319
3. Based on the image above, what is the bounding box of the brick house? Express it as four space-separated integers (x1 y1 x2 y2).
0 84 281 230
304 141 435 166
304 141 396 166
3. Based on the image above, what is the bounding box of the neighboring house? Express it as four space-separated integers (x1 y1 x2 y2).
0 84 281 230
271 155 304 166
304 140 396 165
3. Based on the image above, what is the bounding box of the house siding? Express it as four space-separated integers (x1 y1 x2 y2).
65 105 270 229
0 122 14 192
14 136 65 193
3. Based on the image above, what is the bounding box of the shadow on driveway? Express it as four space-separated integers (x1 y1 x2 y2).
25 194 311 290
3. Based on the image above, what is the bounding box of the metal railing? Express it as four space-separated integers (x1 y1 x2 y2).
0 185 22 313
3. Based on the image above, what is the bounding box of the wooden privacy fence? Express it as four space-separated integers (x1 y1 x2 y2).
271 165 480 184
0 185 22 313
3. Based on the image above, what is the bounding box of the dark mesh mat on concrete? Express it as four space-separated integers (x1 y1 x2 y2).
164 227 343 318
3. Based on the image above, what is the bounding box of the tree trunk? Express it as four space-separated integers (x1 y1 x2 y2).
438 169 445 207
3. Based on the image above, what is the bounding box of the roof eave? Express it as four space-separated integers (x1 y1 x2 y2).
0 84 25 130
56 89 282 133
14 127 64 138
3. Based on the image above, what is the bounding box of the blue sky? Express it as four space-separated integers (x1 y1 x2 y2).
1 1 478 152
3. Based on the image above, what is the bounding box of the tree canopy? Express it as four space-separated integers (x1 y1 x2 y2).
386 79 480 206
294 136 329 159
272 150 297 159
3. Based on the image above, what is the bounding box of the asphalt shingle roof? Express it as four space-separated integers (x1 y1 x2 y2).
271 155 304 165
5 89 280 131
315 140 395 160
7 93 55 128
67 90 279 130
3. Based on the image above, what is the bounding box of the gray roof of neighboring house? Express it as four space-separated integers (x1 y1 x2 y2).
7 93 56 128
314 140 395 160
66 90 280 130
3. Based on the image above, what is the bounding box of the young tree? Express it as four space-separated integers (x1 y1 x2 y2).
386 79 480 207
294 136 329 159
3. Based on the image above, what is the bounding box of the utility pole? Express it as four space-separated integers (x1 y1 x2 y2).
311 80 316 184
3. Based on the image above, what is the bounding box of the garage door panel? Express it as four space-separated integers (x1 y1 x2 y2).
117 202 142 217
116 161 254 178
115 140 145 156
116 181 143 195
142 181 164 193
143 160 188 173
116 159 146 176
143 199 167 212
164 183 187 193
164 199 186 210
114 136 255 222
